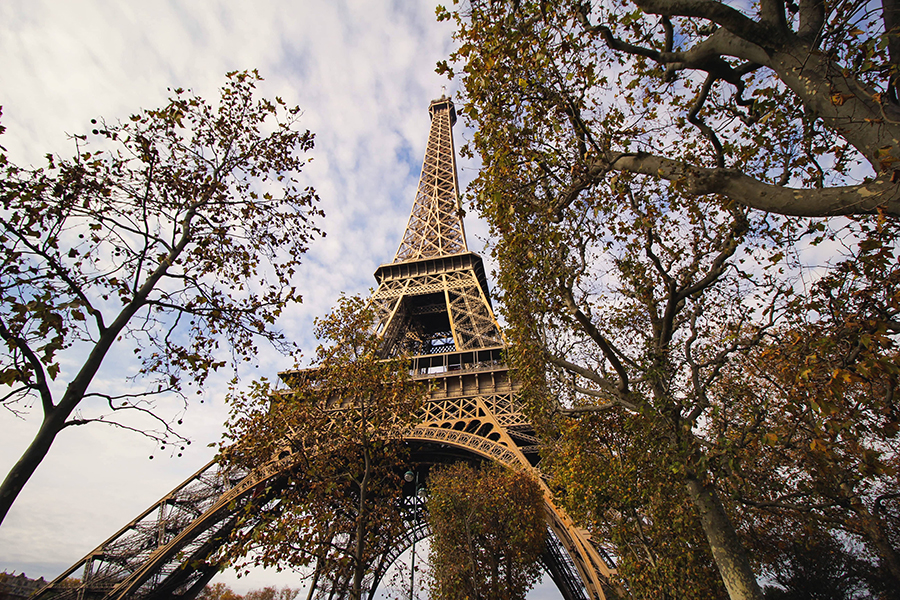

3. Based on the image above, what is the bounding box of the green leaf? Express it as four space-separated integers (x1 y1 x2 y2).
47 363 60 380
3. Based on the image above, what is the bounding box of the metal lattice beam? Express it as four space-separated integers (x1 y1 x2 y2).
394 97 467 262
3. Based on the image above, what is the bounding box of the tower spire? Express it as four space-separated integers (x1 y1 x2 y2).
394 96 468 262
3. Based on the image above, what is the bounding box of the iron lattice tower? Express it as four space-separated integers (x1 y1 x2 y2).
35 97 619 600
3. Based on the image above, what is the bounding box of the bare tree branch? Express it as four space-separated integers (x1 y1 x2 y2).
558 281 631 393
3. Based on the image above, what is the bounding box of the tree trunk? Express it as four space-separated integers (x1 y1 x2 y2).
351 446 372 600
684 477 763 600
0 408 67 526
854 502 900 584
0 285 160 525
464 512 480 600
0 200 193 527
491 555 499 600
306 527 337 600
304 561 321 600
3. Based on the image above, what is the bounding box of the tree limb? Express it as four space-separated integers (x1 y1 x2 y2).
558 401 619 415
797 0 825 45
601 152 900 217
759 0 789 33
558 281 631 392
0 215 106 331
633 0 778 49
578 9 770 78
688 73 725 168
546 356 641 412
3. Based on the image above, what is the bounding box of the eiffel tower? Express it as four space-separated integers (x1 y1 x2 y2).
34 97 619 600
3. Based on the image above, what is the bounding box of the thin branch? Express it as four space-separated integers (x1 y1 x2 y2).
63 414 189 446
738 496 841 513
679 215 748 302
133 149 158 292
0 215 106 332
0 385 32 406
558 281 631 392
0 317 55 414
82 388 184 404
688 73 725 168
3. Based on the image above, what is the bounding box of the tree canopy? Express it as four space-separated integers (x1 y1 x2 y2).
439 0 900 218
0 70 323 526
438 1 900 599
426 462 546 600
549 412 728 599
197 583 300 600
221 296 426 600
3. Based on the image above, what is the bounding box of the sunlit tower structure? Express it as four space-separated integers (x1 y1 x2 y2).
35 97 620 600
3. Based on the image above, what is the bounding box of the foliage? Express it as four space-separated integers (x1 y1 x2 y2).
549 412 727 600
0 70 322 526
437 1 900 598
438 0 900 218
425 461 546 600
197 583 245 600
197 583 301 600
707 220 900 583
469 142 778 598
243 585 301 600
221 295 427 600
759 533 878 600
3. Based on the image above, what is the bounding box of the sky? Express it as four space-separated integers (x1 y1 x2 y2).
0 1 564 597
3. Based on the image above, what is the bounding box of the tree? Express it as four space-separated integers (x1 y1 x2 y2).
221 295 426 600
706 222 900 586
464 159 782 599
244 586 301 600
760 533 875 600
439 0 900 219
196 584 302 600
425 462 546 600
437 2 900 599
197 583 244 600
548 413 728 600
0 70 323 526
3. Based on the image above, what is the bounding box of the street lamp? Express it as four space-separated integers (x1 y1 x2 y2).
403 469 418 600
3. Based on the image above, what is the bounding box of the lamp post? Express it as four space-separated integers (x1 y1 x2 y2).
403 469 418 600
